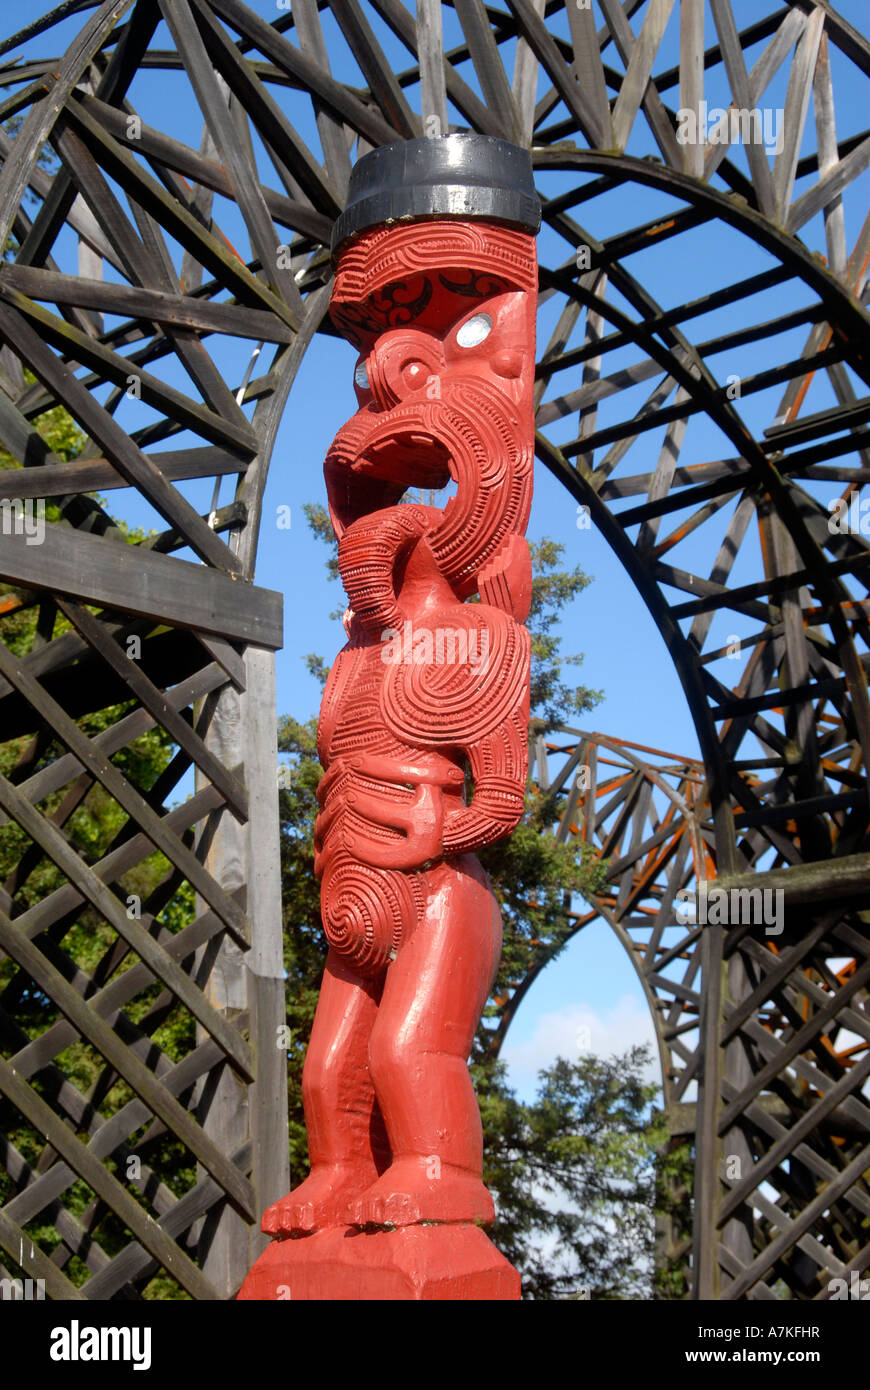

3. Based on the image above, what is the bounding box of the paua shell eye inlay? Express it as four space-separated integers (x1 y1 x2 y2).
456 312 492 348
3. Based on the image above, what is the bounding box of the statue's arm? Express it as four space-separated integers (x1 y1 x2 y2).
440 704 529 856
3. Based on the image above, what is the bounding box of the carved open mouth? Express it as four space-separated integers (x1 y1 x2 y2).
327 423 453 534
353 432 452 493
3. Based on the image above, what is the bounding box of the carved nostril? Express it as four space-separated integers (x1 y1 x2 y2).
491 348 522 379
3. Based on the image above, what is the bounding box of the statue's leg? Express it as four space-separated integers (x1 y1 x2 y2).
353 854 502 1227
261 949 389 1234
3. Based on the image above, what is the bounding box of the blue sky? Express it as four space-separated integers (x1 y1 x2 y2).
6 0 868 1101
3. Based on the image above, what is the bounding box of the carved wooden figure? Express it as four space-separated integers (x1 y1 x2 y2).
241 137 540 1299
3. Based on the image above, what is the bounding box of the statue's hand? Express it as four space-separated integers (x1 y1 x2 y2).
345 781 444 870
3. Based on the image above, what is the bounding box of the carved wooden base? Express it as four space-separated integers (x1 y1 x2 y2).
237 1225 521 1301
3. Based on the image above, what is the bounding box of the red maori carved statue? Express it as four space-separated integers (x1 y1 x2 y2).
240 136 540 1300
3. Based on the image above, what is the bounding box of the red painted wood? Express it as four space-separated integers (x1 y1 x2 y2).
242 216 537 1300
238 1223 520 1301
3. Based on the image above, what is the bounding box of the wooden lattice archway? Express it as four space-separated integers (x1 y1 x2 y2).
0 0 867 1299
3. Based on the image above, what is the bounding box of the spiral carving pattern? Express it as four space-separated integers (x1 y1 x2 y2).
321 855 421 975
381 609 530 746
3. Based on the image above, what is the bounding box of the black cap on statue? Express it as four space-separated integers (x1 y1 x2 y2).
331 134 542 257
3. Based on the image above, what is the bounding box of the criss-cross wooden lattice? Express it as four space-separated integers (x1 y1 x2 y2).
522 727 870 1297
0 0 867 1300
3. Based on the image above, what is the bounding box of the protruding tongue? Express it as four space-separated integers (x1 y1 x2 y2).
337 503 437 636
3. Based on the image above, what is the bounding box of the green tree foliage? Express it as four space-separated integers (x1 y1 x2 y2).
526 536 602 727
275 711 324 1177
478 1049 666 1299
652 1136 694 1300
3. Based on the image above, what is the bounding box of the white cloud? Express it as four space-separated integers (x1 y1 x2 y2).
501 993 659 1098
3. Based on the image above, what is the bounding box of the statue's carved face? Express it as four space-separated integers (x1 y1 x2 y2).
344 276 524 407
325 221 538 549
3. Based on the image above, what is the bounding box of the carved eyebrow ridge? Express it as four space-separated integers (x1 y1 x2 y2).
438 270 508 297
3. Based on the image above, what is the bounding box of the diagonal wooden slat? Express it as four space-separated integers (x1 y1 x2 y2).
701 7 808 196
61 91 300 332
635 388 692 552
81 1139 252 1299
210 0 399 146
8 1038 226 1238
0 907 255 1220
0 303 241 571
0 1204 86 1300
0 1051 224 1298
725 1137 870 1299
328 0 421 138
7 784 223 946
511 0 545 145
416 0 448 134
719 955 870 1132
0 1132 119 1283
584 374 680 480
610 0 675 153
0 265 295 344
162 0 301 317
574 271 608 474
1 1001 216 1232
0 0 138 255
50 108 256 431
57 600 248 819
192 0 343 219
721 1076 870 1229
678 0 704 178
454 0 522 143
537 353 668 427
787 134 870 237
598 0 682 164
0 767 253 1079
74 91 334 241
772 5 825 224
369 0 500 136
11 901 237 1089
0 639 250 944
803 30 847 276
566 0 612 148
291 0 352 196
504 0 608 148
687 495 757 651
708 0 776 219
0 283 257 455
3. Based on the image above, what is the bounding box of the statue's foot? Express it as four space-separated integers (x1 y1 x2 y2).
350 1157 495 1228
262 1163 375 1235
